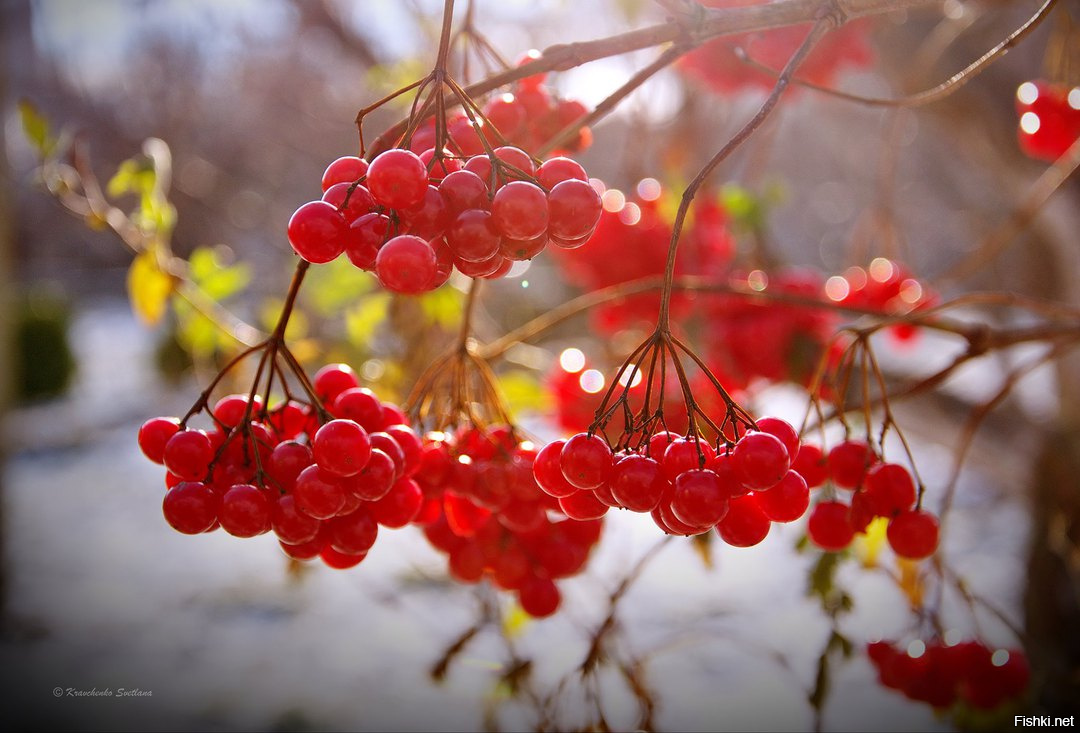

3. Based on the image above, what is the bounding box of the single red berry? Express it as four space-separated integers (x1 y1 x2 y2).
716 493 771 547
344 448 397 501
375 235 437 295
328 506 379 555
321 182 375 223
313 363 359 403
791 443 828 488
499 233 548 261
491 180 548 240
662 437 716 481
493 146 535 178
219 483 272 538
559 432 613 490
287 200 348 264
438 169 489 215
367 432 406 476
533 440 578 497
212 394 263 429
863 463 917 518
400 185 450 240
271 494 321 545
807 501 855 551
320 545 368 569
292 465 347 520
731 432 790 491
138 416 180 464
447 208 502 263
384 424 423 477
162 481 219 534
828 440 876 489
344 212 391 271
671 468 729 527
609 454 666 512
321 155 368 191
366 148 428 209
330 387 384 432
547 178 601 240
163 430 214 481
264 441 313 493
537 157 587 189
886 509 939 559
557 489 609 520
370 477 423 527
454 252 504 278
756 470 809 523
312 419 371 477
755 417 800 462
518 575 561 618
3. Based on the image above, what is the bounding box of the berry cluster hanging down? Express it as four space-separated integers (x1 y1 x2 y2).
1015 80 1080 162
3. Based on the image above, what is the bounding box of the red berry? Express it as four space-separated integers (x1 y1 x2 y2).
138 417 180 464
312 419 371 477
344 212 390 271
559 432 613 490
547 178 601 240
321 182 375 223
370 477 423 527
313 363 359 403
609 454 665 512
791 443 828 488
447 208 501 263
366 148 428 209
219 483 272 538
557 489 609 520
328 506 379 555
345 448 396 501
672 468 728 527
400 185 450 240
807 501 855 551
320 545 368 569
293 465 347 520
716 494 771 547
756 470 809 523
499 233 548 261
886 509 939 559
493 146 535 178
755 417 800 462
863 463 916 518
330 387 384 432
162 481 218 534
163 430 213 481
288 200 347 264
375 235 437 294
321 155 368 191
537 157 587 189
212 394 263 429
385 424 423 477
271 494 321 545
438 169 489 214
731 432 789 491
533 440 578 497
518 575 561 618
491 181 548 240
828 440 875 489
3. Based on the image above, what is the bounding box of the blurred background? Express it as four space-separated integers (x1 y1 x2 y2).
1 0 1078 730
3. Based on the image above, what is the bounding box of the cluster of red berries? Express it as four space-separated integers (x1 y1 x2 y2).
534 418 818 545
548 179 734 333
288 146 602 294
138 363 430 570
868 638 1029 711
399 425 603 617
1016 80 1080 162
677 0 873 94
411 54 592 157
828 258 935 344
800 439 940 559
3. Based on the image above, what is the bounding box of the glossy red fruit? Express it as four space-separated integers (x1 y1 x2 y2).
138 416 180 464
533 440 579 498
557 489 609 520
828 440 875 489
559 433 614 490
755 417 800 462
731 432 789 491
438 169 489 214
162 481 218 534
400 185 450 240
807 501 855 551
366 148 428 209
212 394 263 429
219 483 272 538
716 494 771 547
330 387 383 432
375 235 437 294
491 181 548 240
345 448 396 501
662 438 716 481
328 507 379 555
313 363 359 403
447 208 502 263
344 212 390 271
887 509 939 559
756 470 809 523
863 463 917 518
546 179 601 240
271 494 321 545
791 443 828 488
312 419 371 477
493 146 535 178
370 477 423 527
293 465 347 520
163 430 214 481
672 469 728 527
518 576 561 618
321 155 368 191
537 157 587 189
288 200 348 264
320 546 368 569
609 454 665 512
321 182 375 223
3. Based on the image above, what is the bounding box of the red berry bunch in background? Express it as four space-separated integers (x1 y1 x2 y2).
548 179 734 333
288 146 602 294
138 363 430 570
803 439 940 559
535 417 815 545
868 638 1030 712
410 426 604 617
826 258 936 344
1015 80 1080 162
677 0 873 94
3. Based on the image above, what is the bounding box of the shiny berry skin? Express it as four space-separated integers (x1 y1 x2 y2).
559 433 614 490
287 200 348 264
518 576 561 618
344 212 390 271
163 430 214 481
863 463 916 518
491 181 548 240
755 417 800 462
557 489 609 520
292 465 347 520
271 494 321 545
447 208 501 263
375 235 437 294
138 416 180 464
321 182 375 223
546 179 602 240
384 424 423 477
455 252 503 277
609 454 665 512
886 509 939 559
716 494 771 547
328 507 379 555
493 146 535 178
331 387 384 432
366 148 428 209
162 481 219 534
347 448 396 501
321 155 368 191
212 394 263 429
320 546 367 569
313 363 359 403
219 484 272 538
662 438 716 481
370 477 423 527
312 419 371 477
367 433 405 476
807 501 855 551
537 157 587 189
1016 81 1080 162
438 169 489 214
533 440 578 498
731 432 789 491
400 185 450 240
828 440 875 489
756 470 809 523
791 443 828 488
499 233 548 261
672 469 729 527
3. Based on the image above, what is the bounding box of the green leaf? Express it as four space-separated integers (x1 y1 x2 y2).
418 286 463 330
188 246 251 301
107 156 157 199
303 257 375 316
18 99 54 156
720 184 766 232
498 370 550 416
126 250 173 326
345 293 390 347
807 550 842 601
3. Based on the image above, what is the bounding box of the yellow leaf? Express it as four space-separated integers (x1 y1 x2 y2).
502 601 532 639
854 516 888 568
127 251 173 326
897 558 924 608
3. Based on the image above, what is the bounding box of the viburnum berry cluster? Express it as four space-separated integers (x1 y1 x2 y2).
412 426 602 617
288 146 602 294
802 439 940 559
868 638 1030 712
1015 80 1080 162
138 363 432 570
